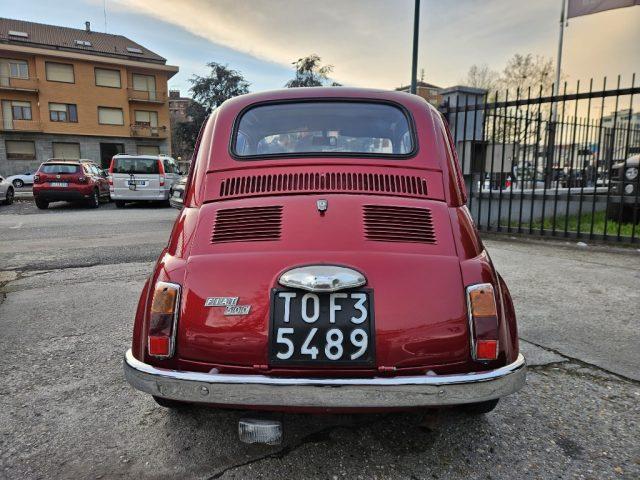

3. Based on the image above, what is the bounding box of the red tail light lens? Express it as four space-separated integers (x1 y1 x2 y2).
466 283 499 361
159 175 165 187
147 281 181 358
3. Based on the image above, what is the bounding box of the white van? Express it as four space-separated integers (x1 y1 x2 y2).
108 154 182 207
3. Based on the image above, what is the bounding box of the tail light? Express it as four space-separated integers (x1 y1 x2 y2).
466 283 499 361
78 176 87 183
33 174 40 184
158 159 166 187
147 281 181 358
108 157 115 186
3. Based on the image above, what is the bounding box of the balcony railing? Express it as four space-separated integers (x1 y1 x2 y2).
0 119 42 131
130 124 168 138
0 76 39 91
127 88 167 103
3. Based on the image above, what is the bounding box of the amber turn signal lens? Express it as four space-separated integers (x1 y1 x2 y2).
151 284 178 315
468 285 497 317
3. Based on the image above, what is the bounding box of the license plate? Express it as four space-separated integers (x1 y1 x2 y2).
128 180 147 186
50 182 68 187
269 289 375 366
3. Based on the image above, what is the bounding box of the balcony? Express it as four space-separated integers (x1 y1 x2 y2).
127 88 167 103
0 119 42 132
0 76 39 92
130 124 168 138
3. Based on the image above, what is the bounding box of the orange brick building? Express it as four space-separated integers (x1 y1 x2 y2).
0 18 178 174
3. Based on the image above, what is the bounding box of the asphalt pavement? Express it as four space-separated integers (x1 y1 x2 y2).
0 199 638 479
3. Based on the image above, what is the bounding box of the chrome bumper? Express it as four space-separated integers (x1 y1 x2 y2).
124 349 526 409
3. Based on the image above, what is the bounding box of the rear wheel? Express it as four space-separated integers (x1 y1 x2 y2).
4 187 14 205
152 396 189 409
459 399 499 415
35 198 49 210
115 200 126 208
12 179 24 188
88 189 100 209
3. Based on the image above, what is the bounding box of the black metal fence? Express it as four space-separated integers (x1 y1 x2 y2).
440 75 640 244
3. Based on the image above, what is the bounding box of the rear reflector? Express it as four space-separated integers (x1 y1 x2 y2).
466 283 500 362
147 281 181 358
148 336 170 357
476 339 498 361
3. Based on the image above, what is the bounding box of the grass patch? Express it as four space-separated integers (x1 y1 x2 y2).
513 210 637 238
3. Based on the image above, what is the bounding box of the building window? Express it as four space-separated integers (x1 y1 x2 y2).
132 73 156 92
134 110 158 127
52 142 81 159
95 68 121 88
49 103 78 122
45 62 75 83
5 140 36 160
137 145 160 155
98 107 124 125
9 101 32 120
0 59 29 79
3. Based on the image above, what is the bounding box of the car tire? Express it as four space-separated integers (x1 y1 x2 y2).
12 179 24 188
88 189 100 209
35 198 49 210
4 187 14 205
459 399 499 415
152 396 189 409
115 200 126 208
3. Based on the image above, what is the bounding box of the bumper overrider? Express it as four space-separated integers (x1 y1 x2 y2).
124 349 526 408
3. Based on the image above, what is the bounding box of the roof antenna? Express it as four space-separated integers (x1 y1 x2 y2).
103 0 108 33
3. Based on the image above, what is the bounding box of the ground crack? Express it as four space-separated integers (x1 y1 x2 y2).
521 336 639 385
205 415 388 479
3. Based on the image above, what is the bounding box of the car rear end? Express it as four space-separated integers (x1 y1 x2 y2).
125 89 525 417
33 161 94 203
109 155 169 202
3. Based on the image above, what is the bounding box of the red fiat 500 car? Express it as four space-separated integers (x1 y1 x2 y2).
124 87 525 441
33 159 110 209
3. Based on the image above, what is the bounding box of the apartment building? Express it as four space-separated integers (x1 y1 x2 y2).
395 81 443 107
0 18 178 175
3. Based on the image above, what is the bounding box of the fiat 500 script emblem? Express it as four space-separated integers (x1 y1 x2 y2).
205 296 251 315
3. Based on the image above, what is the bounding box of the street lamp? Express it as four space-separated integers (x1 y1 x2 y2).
410 0 420 94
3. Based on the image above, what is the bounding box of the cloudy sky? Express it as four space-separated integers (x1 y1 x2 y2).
4 0 639 94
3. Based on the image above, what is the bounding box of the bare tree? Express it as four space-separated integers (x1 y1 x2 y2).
464 64 499 92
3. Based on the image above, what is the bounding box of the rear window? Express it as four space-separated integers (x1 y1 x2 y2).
40 164 79 174
233 101 414 158
112 157 160 174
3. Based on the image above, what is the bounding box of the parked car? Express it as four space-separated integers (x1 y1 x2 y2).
124 88 526 444
109 154 181 208
5 171 35 188
607 154 640 222
169 175 187 209
0 175 15 205
33 159 110 209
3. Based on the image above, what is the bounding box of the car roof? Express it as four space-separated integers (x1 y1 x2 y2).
112 154 175 160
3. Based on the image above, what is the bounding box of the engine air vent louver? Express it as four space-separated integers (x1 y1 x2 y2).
219 172 428 199
211 206 282 243
363 205 436 244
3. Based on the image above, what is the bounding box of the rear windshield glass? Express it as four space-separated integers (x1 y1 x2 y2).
112 157 159 174
233 102 414 158
40 164 79 174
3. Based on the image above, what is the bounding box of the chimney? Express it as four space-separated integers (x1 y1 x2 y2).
85 21 91 32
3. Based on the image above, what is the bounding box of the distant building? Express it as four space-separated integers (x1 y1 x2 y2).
600 109 640 162
169 90 191 123
395 81 443 106
0 17 178 174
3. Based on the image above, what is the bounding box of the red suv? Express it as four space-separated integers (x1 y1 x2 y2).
33 159 110 209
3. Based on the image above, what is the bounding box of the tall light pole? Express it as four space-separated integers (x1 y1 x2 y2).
410 0 421 94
